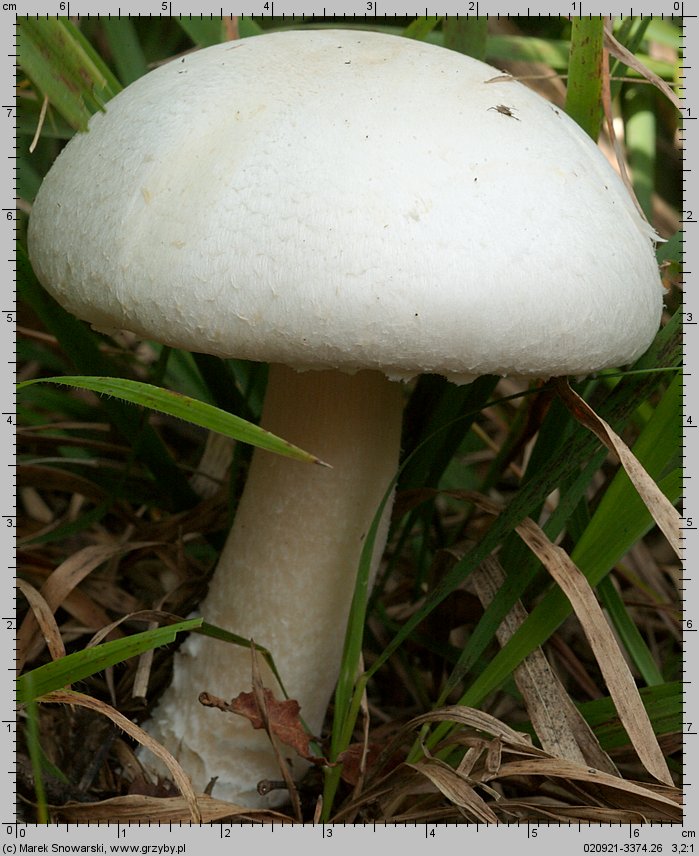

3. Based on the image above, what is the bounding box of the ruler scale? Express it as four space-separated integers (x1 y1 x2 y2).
8 3 691 851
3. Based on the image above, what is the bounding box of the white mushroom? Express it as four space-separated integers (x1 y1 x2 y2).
28 29 664 807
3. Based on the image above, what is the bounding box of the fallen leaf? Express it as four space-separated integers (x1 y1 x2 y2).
199 688 325 766
336 742 384 786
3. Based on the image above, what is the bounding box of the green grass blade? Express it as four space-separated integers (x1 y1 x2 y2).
196 621 289 698
443 16 488 61
17 618 203 703
18 244 199 510
101 18 149 84
24 682 49 823
330 480 396 744
483 34 673 80
609 18 651 101
596 575 665 686
17 376 325 466
470 358 679 688
657 230 683 267
402 16 443 41
176 15 226 47
579 681 681 750
18 18 121 131
455 455 679 716
625 83 657 219
375 311 680 752
565 17 605 139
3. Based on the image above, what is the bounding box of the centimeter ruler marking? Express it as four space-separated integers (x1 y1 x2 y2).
5 15 16 824
682 3 696 820
5 0 694 840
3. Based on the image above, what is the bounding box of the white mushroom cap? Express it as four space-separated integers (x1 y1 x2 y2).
28 28 663 384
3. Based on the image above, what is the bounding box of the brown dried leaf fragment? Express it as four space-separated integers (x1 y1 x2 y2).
199 688 325 765
336 742 385 786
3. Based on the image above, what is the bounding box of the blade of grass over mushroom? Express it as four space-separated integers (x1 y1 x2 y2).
196 621 290 699
17 376 326 466
16 618 203 704
565 17 604 139
17 246 199 509
18 17 121 132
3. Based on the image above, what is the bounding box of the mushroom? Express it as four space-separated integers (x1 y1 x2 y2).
27 29 664 806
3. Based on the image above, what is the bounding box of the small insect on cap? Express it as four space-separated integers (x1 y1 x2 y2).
29 29 663 382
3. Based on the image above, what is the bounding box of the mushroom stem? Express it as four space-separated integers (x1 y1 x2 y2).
143 364 404 805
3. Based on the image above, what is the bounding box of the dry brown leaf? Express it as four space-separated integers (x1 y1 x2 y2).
409 706 535 748
408 757 500 823
336 742 385 786
603 27 682 111
453 489 673 787
599 19 645 219
470 554 616 773
494 799 652 823
37 689 202 823
199 688 323 766
222 15 239 41
16 578 66 664
513 516 673 786
56 587 122 641
51 794 294 823
17 542 159 670
554 378 681 558
492 758 681 820
18 464 109 504
250 648 303 821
